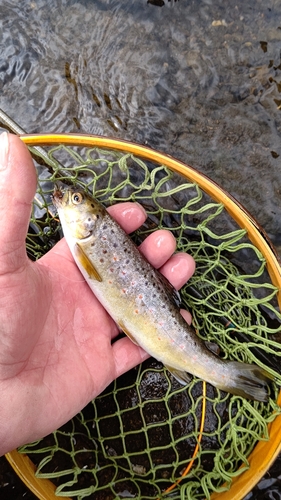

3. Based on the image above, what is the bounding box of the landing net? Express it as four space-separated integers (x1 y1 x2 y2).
19 143 281 499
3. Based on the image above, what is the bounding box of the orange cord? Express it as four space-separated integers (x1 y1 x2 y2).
161 380 207 498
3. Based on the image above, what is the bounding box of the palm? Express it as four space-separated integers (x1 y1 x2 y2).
36 240 125 402
0 239 138 438
0 134 195 455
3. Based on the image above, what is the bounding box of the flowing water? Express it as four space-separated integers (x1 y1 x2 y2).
1 0 281 498
1 0 281 248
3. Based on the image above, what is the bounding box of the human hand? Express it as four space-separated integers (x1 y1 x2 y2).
0 133 195 455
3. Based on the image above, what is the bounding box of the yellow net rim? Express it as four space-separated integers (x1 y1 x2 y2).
5 132 281 500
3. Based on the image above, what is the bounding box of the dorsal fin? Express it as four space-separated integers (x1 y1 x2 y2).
155 269 181 308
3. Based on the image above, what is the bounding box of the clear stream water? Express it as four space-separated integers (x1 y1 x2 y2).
1 0 281 249
1 0 281 498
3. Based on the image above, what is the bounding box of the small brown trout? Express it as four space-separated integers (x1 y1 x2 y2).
52 187 274 402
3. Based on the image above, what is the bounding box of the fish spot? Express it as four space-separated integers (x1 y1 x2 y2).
108 280 112 284
91 242 95 247
111 229 115 234
100 258 104 263
135 309 139 314
125 259 130 264
96 214 100 219
103 249 108 254
102 224 108 230
138 295 143 299
102 236 107 240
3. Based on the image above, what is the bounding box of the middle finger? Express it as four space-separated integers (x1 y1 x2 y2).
138 229 176 269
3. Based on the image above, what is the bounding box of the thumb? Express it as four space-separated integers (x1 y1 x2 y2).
0 133 37 275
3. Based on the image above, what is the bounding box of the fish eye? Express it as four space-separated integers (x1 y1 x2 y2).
72 192 83 204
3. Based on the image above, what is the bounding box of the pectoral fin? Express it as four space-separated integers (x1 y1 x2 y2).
74 243 102 282
165 365 192 385
118 320 140 346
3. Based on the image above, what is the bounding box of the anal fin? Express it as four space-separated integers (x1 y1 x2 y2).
165 365 192 385
74 243 102 282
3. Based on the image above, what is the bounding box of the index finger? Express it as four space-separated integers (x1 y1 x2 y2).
107 202 147 233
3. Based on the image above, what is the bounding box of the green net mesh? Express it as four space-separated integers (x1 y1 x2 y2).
19 143 281 500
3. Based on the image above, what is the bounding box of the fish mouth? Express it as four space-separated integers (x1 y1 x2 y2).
52 185 65 208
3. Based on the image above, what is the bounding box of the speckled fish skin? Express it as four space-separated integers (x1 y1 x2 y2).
52 187 274 402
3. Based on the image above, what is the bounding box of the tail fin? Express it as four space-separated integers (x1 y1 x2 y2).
218 361 275 402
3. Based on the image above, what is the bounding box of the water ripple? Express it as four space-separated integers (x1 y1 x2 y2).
0 0 281 243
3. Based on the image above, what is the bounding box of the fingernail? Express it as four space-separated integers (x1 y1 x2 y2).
135 202 147 217
0 132 9 171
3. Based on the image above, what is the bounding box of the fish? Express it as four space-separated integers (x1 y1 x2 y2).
52 186 275 402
